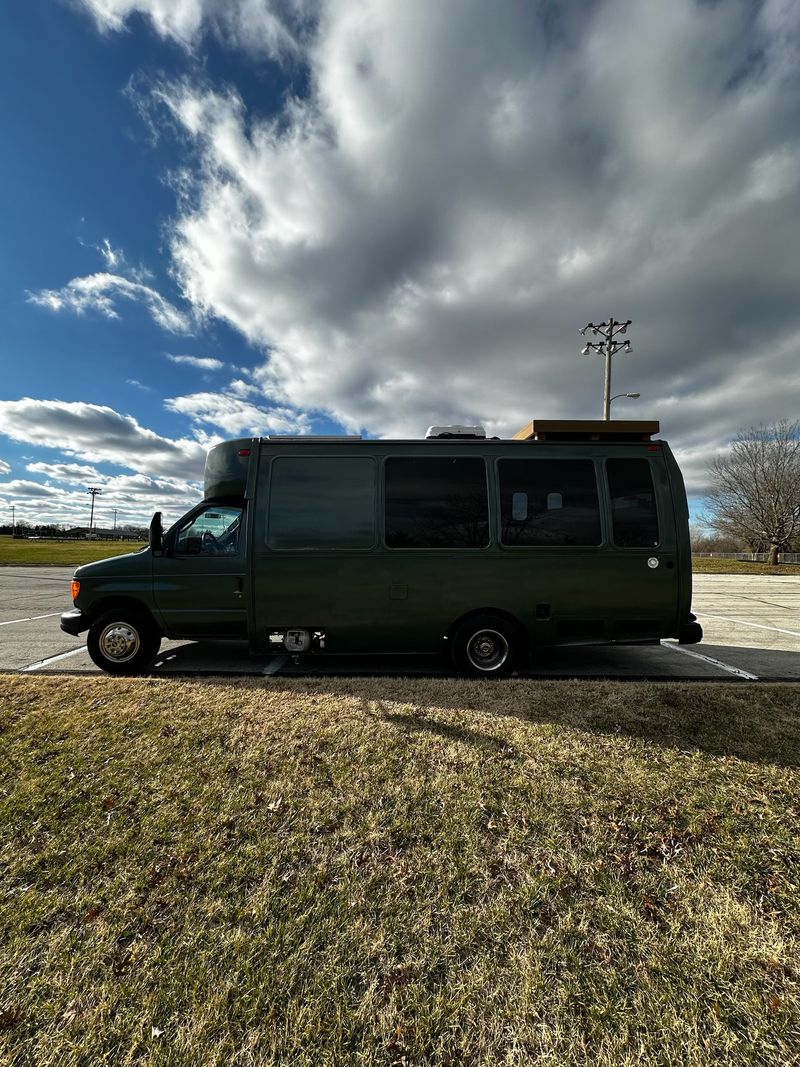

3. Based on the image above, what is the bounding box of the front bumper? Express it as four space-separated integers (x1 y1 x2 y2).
61 608 91 636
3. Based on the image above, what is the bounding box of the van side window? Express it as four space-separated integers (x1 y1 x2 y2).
499 460 601 546
385 457 489 549
606 459 659 547
268 457 375 549
175 506 243 556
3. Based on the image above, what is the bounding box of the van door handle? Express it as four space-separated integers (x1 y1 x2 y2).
233 578 244 598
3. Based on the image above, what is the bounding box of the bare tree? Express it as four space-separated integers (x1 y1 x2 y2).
706 421 800 565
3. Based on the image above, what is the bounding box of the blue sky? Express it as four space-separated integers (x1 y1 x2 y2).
1 0 799 529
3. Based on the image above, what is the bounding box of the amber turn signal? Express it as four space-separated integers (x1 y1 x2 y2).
71 580 80 602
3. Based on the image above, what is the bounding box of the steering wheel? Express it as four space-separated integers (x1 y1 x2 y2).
201 530 220 552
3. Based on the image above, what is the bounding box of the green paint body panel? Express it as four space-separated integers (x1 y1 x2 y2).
70 434 696 659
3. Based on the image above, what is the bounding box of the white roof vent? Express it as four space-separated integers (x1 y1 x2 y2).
425 425 486 439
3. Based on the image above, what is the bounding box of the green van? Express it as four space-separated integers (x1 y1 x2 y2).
61 420 702 676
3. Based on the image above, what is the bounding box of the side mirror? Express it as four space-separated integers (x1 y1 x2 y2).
149 511 163 554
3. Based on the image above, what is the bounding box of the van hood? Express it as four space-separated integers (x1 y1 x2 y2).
74 547 151 579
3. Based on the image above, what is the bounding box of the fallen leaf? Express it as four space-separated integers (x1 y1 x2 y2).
765 994 782 1016
101 796 117 812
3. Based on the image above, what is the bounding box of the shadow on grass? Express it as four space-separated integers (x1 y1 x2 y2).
190 663 800 771
380 710 519 758
43 638 800 770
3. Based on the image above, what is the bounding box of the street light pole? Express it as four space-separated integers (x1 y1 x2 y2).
580 317 633 420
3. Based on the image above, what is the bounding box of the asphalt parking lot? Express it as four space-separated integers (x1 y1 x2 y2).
1 566 798 680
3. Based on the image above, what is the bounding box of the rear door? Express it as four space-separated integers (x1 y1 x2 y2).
599 450 678 638
152 504 248 638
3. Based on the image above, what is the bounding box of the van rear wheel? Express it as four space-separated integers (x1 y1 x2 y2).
87 611 161 676
452 615 518 678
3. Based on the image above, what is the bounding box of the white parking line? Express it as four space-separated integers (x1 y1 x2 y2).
0 612 62 627
21 647 88 672
694 612 800 638
262 656 288 675
662 641 759 680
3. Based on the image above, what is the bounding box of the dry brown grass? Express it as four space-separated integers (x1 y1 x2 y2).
1 675 799 1066
692 556 800 575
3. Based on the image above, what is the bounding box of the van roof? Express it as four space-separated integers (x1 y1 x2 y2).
264 421 661 444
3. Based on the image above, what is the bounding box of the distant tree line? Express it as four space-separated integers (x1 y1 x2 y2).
0 522 148 540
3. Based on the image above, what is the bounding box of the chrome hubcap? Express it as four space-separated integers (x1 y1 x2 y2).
466 629 509 671
99 622 140 663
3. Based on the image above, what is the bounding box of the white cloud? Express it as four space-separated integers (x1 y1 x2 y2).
0 406 211 526
98 238 124 270
0 399 209 482
166 353 226 371
27 461 103 484
0 459 10 475
228 378 260 397
126 378 152 391
78 0 305 57
77 0 800 489
28 272 193 334
164 391 309 435
0 479 67 500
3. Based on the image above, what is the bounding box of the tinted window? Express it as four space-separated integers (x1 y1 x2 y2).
385 457 489 549
607 459 659 547
268 457 375 549
175 506 242 556
499 459 601 546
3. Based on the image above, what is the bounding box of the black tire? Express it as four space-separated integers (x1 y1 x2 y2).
451 614 519 678
87 610 161 676
678 621 703 645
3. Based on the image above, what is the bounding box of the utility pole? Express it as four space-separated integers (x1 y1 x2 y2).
87 487 103 534
8 505 15 536
113 508 118 534
580 317 633 420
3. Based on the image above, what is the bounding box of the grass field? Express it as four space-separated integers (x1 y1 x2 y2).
692 556 800 575
691 559 800 576
0 536 146 566
1 676 799 1066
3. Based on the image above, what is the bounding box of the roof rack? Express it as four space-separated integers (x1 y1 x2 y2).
513 420 660 442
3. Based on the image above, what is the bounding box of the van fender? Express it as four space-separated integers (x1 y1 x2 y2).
82 596 163 637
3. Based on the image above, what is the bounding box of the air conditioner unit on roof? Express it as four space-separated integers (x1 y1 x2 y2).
425 425 486 439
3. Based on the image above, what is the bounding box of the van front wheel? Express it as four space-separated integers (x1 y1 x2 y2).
87 611 161 676
452 615 518 678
